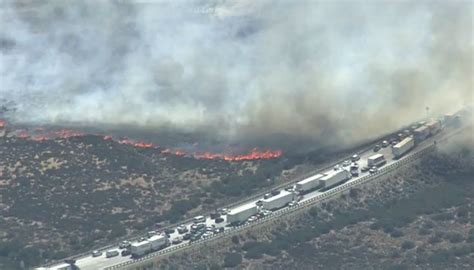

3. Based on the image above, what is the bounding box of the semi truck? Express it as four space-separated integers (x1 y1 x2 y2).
131 234 169 258
414 126 429 143
367 154 386 167
226 204 258 225
319 169 351 189
261 190 295 210
392 137 415 159
295 174 324 193
426 120 441 135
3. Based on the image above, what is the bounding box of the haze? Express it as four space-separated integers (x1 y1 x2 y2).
0 0 472 147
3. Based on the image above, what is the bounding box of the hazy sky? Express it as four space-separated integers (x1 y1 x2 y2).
0 0 472 146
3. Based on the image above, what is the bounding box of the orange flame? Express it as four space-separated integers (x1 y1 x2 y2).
194 148 283 161
118 138 158 149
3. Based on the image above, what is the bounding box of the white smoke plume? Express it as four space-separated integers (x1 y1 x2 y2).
0 0 472 147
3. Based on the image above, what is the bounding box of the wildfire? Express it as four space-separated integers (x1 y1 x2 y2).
118 138 158 149
1 122 283 161
194 148 283 161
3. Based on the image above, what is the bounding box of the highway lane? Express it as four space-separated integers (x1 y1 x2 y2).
42 124 455 270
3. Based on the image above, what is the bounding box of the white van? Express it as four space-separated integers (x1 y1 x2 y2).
106 250 119 258
193 215 206 223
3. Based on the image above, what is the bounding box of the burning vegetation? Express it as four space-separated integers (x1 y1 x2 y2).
0 119 283 161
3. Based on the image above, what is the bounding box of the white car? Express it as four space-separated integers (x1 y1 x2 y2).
92 250 102 257
342 160 351 167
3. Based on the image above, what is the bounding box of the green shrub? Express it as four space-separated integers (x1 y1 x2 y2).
401 241 415 250
223 252 242 268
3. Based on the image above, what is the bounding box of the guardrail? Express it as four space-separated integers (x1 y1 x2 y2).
104 129 458 270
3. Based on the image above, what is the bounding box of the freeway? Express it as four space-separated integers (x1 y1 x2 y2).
38 115 467 270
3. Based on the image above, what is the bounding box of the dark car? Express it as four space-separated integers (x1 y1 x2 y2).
271 190 280 196
164 228 175 235
210 212 220 219
121 249 131 257
182 233 192 240
215 217 224 223
373 145 381 152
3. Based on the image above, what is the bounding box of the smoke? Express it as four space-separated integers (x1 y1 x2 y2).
0 0 472 148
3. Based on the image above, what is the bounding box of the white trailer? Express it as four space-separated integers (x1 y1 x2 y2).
414 126 429 143
227 204 258 224
131 240 152 257
392 137 415 159
367 154 386 167
261 190 295 210
149 234 168 250
426 120 441 135
319 169 350 188
295 174 324 193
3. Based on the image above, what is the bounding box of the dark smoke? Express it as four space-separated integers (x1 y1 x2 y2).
0 0 472 149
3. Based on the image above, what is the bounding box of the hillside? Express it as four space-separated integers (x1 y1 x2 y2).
0 134 306 269
154 131 474 270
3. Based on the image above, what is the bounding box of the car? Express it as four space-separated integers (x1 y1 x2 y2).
139 237 147 242
271 190 280 196
206 226 215 232
172 237 183 245
381 140 389 147
373 145 381 152
361 166 370 173
147 231 156 237
391 139 398 146
92 250 102 257
263 193 271 199
202 232 212 238
177 225 188 234
256 200 264 207
288 201 298 207
369 167 378 174
261 210 272 216
105 250 119 258
342 160 351 167
210 212 220 219
164 228 175 235
215 217 224 223
247 216 258 223
351 154 360 162
119 241 131 249
284 185 294 191
121 249 131 256
218 208 228 215
182 233 192 240
334 164 341 170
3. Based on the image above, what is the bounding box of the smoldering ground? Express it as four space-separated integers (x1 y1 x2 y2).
0 0 472 150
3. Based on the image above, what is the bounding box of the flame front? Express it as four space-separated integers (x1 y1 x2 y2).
0 120 283 161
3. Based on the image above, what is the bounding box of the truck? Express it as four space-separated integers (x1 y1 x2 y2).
148 234 169 250
426 120 441 135
367 154 386 167
319 169 351 188
413 126 429 143
261 190 295 210
295 174 324 193
131 240 152 257
226 204 258 225
392 137 415 159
